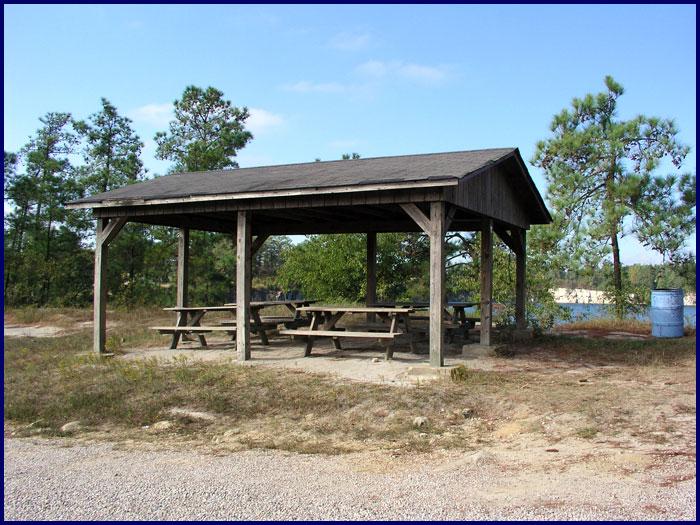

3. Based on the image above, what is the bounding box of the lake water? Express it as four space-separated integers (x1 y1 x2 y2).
559 303 697 328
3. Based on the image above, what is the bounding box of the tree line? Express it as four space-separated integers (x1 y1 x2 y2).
4 78 696 326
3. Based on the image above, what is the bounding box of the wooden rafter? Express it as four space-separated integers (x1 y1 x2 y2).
400 203 432 234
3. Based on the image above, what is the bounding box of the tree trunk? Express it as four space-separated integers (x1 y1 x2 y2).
605 164 624 320
610 224 623 319
42 212 53 306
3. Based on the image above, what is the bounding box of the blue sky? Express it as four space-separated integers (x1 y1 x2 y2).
4 4 696 264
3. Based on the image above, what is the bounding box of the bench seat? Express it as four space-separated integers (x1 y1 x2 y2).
151 326 237 333
410 315 475 324
279 329 397 339
218 320 280 328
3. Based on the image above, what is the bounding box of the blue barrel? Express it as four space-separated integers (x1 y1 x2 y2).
651 289 685 338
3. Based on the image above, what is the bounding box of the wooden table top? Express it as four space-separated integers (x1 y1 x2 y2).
166 300 317 312
223 300 317 307
370 301 478 309
297 306 414 314
163 306 237 312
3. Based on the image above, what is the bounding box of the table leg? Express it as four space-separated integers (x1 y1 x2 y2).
323 311 344 350
454 306 466 327
190 311 207 348
252 308 269 345
284 303 298 319
385 314 399 360
226 307 237 341
402 313 416 353
305 312 321 357
170 311 187 349
455 307 468 339
181 311 194 343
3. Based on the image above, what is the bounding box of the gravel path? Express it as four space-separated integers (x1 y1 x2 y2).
4 438 696 520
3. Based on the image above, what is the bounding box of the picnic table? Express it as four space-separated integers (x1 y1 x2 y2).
223 300 317 321
278 306 414 360
152 300 317 349
370 301 479 328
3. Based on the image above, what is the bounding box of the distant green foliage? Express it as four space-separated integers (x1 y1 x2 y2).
4 112 87 306
278 228 569 332
277 234 366 302
3 87 259 308
446 226 570 334
277 233 431 303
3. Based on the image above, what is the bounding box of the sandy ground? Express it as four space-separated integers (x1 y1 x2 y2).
4 436 695 520
119 333 511 385
4 320 117 338
3 325 65 338
119 329 658 385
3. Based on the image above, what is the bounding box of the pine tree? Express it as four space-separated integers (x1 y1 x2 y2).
533 76 690 317
7 113 83 304
76 97 145 193
154 86 254 304
155 86 252 172
76 98 154 305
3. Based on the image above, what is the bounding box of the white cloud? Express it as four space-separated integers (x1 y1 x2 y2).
282 81 349 94
128 103 173 127
355 60 449 85
355 59 388 77
283 59 449 98
246 108 284 135
397 63 448 84
329 31 371 51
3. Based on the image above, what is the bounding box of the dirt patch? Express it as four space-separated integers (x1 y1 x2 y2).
120 334 473 386
4 320 119 338
4 325 65 338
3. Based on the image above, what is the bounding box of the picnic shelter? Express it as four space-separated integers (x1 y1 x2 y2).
66 147 552 367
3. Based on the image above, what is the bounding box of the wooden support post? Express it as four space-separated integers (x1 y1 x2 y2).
480 219 493 346
366 232 377 322
176 228 189 308
94 219 108 355
93 217 126 354
429 201 446 367
236 211 252 361
515 229 527 330
171 228 190 348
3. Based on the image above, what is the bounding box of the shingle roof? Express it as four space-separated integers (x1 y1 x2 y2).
69 148 517 205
